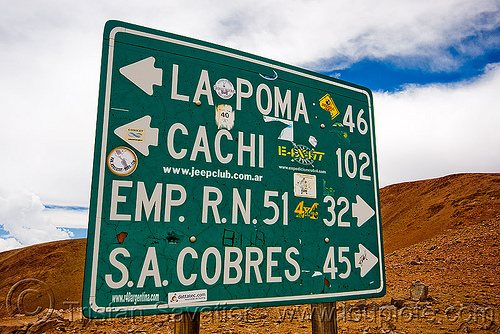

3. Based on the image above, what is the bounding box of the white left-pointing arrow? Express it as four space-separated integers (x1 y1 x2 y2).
355 244 378 278
114 116 158 156
352 195 375 227
119 57 163 96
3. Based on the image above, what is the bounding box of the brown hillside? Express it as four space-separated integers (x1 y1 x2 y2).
0 238 86 316
380 173 500 253
0 173 499 333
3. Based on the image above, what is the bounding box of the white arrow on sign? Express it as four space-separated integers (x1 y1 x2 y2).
114 115 159 156
119 57 163 95
352 195 375 227
355 244 378 277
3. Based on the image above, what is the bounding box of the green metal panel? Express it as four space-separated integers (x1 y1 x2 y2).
83 20 385 318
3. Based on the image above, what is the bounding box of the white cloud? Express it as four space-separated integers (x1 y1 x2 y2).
0 187 73 252
312 0 500 72
0 238 23 252
44 207 89 229
201 0 500 71
375 63 500 187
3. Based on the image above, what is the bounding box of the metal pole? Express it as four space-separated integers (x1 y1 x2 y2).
311 302 338 334
174 311 200 334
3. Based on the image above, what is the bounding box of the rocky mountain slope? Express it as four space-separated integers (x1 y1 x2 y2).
380 173 500 253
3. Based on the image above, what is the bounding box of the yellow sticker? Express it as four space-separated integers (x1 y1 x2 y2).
294 201 319 219
319 94 340 120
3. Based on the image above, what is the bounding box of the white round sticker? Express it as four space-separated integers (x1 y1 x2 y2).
213 78 235 99
107 147 138 176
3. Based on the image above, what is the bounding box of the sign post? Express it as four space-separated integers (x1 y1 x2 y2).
174 311 200 334
312 302 338 334
83 20 385 320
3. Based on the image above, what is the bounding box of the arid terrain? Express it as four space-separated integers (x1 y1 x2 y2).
0 173 499 333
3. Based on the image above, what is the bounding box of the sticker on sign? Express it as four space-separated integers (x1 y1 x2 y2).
168 289 208 306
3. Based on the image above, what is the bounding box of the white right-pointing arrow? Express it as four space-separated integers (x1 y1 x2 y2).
119 57 163 96
355 244 378 277
352 195 375 227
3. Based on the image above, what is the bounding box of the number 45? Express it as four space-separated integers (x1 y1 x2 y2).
323 246 351 279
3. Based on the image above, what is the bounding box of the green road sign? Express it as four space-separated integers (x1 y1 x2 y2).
83 20 385 318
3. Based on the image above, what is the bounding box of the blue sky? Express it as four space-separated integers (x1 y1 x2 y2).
334 22 500 91
1 0 499 252
336 47 500 91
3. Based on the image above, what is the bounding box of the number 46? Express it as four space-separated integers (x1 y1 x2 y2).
343 105 368 135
